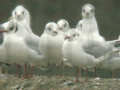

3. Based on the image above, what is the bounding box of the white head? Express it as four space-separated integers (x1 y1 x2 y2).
64 30 79 41
0 20 18 33
57 19 70 32
45 22 58 36
82 3 95 19
12 5 31 25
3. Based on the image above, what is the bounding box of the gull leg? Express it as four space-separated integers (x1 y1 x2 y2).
16 64 21 78
56 61 64 77
85 68 89 82
94 67 97 77
22 63 28 79
112 70 116 78
29 64 34 78
61 61 64 77
75 67 80 82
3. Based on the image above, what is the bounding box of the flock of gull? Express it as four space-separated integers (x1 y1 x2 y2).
0 3 120 82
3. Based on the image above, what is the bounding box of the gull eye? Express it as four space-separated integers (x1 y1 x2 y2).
48 27 52 31
63 23 67 28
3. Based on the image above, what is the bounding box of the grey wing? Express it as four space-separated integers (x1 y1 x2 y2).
83 41 112 58
107 39 120 48
25 34 41 54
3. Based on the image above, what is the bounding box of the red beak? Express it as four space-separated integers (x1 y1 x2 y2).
64 36 70 40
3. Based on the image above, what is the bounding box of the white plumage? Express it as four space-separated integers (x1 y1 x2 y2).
39 22 64 65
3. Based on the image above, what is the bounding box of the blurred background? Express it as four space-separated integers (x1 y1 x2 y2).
0 0 120 40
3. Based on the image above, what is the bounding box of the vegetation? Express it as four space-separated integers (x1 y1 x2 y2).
0 65 120 90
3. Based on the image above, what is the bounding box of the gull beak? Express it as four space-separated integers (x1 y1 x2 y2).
64 35 70 40
53 31 58 34
0 25 8 33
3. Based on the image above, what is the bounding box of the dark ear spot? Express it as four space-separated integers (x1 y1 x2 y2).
15 11 17 15
63 23 67 27
48 27 52 31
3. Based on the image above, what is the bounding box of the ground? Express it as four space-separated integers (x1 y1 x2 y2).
0 64 120 90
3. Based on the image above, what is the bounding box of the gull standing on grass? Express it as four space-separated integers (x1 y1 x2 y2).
0 19 44 78
76 3 120 75
11 5 45 76
62 30 107 82
39 22 64 67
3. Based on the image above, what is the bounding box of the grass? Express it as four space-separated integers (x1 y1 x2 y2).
0 64 120 90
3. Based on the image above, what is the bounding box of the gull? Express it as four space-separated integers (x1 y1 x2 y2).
8 5 43 77
62 30 106 82
39 22 64 66
0 19 44 77
76 3 120 75
11 5 40 53
11 5 46 77
76 3 120 59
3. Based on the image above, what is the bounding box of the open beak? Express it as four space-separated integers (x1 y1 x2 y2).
0 25 8 33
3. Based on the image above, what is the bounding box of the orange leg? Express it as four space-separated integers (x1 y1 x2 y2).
94 67 97 77
29 64 34 78
16 64 21 78
75 67 80 82
22 64 28 79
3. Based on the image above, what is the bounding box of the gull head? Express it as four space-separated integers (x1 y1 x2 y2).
12 5 30 23
82 3 95 19
57 19 70 32
45 22 58 36
64 30 79 41
0 20 17 33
